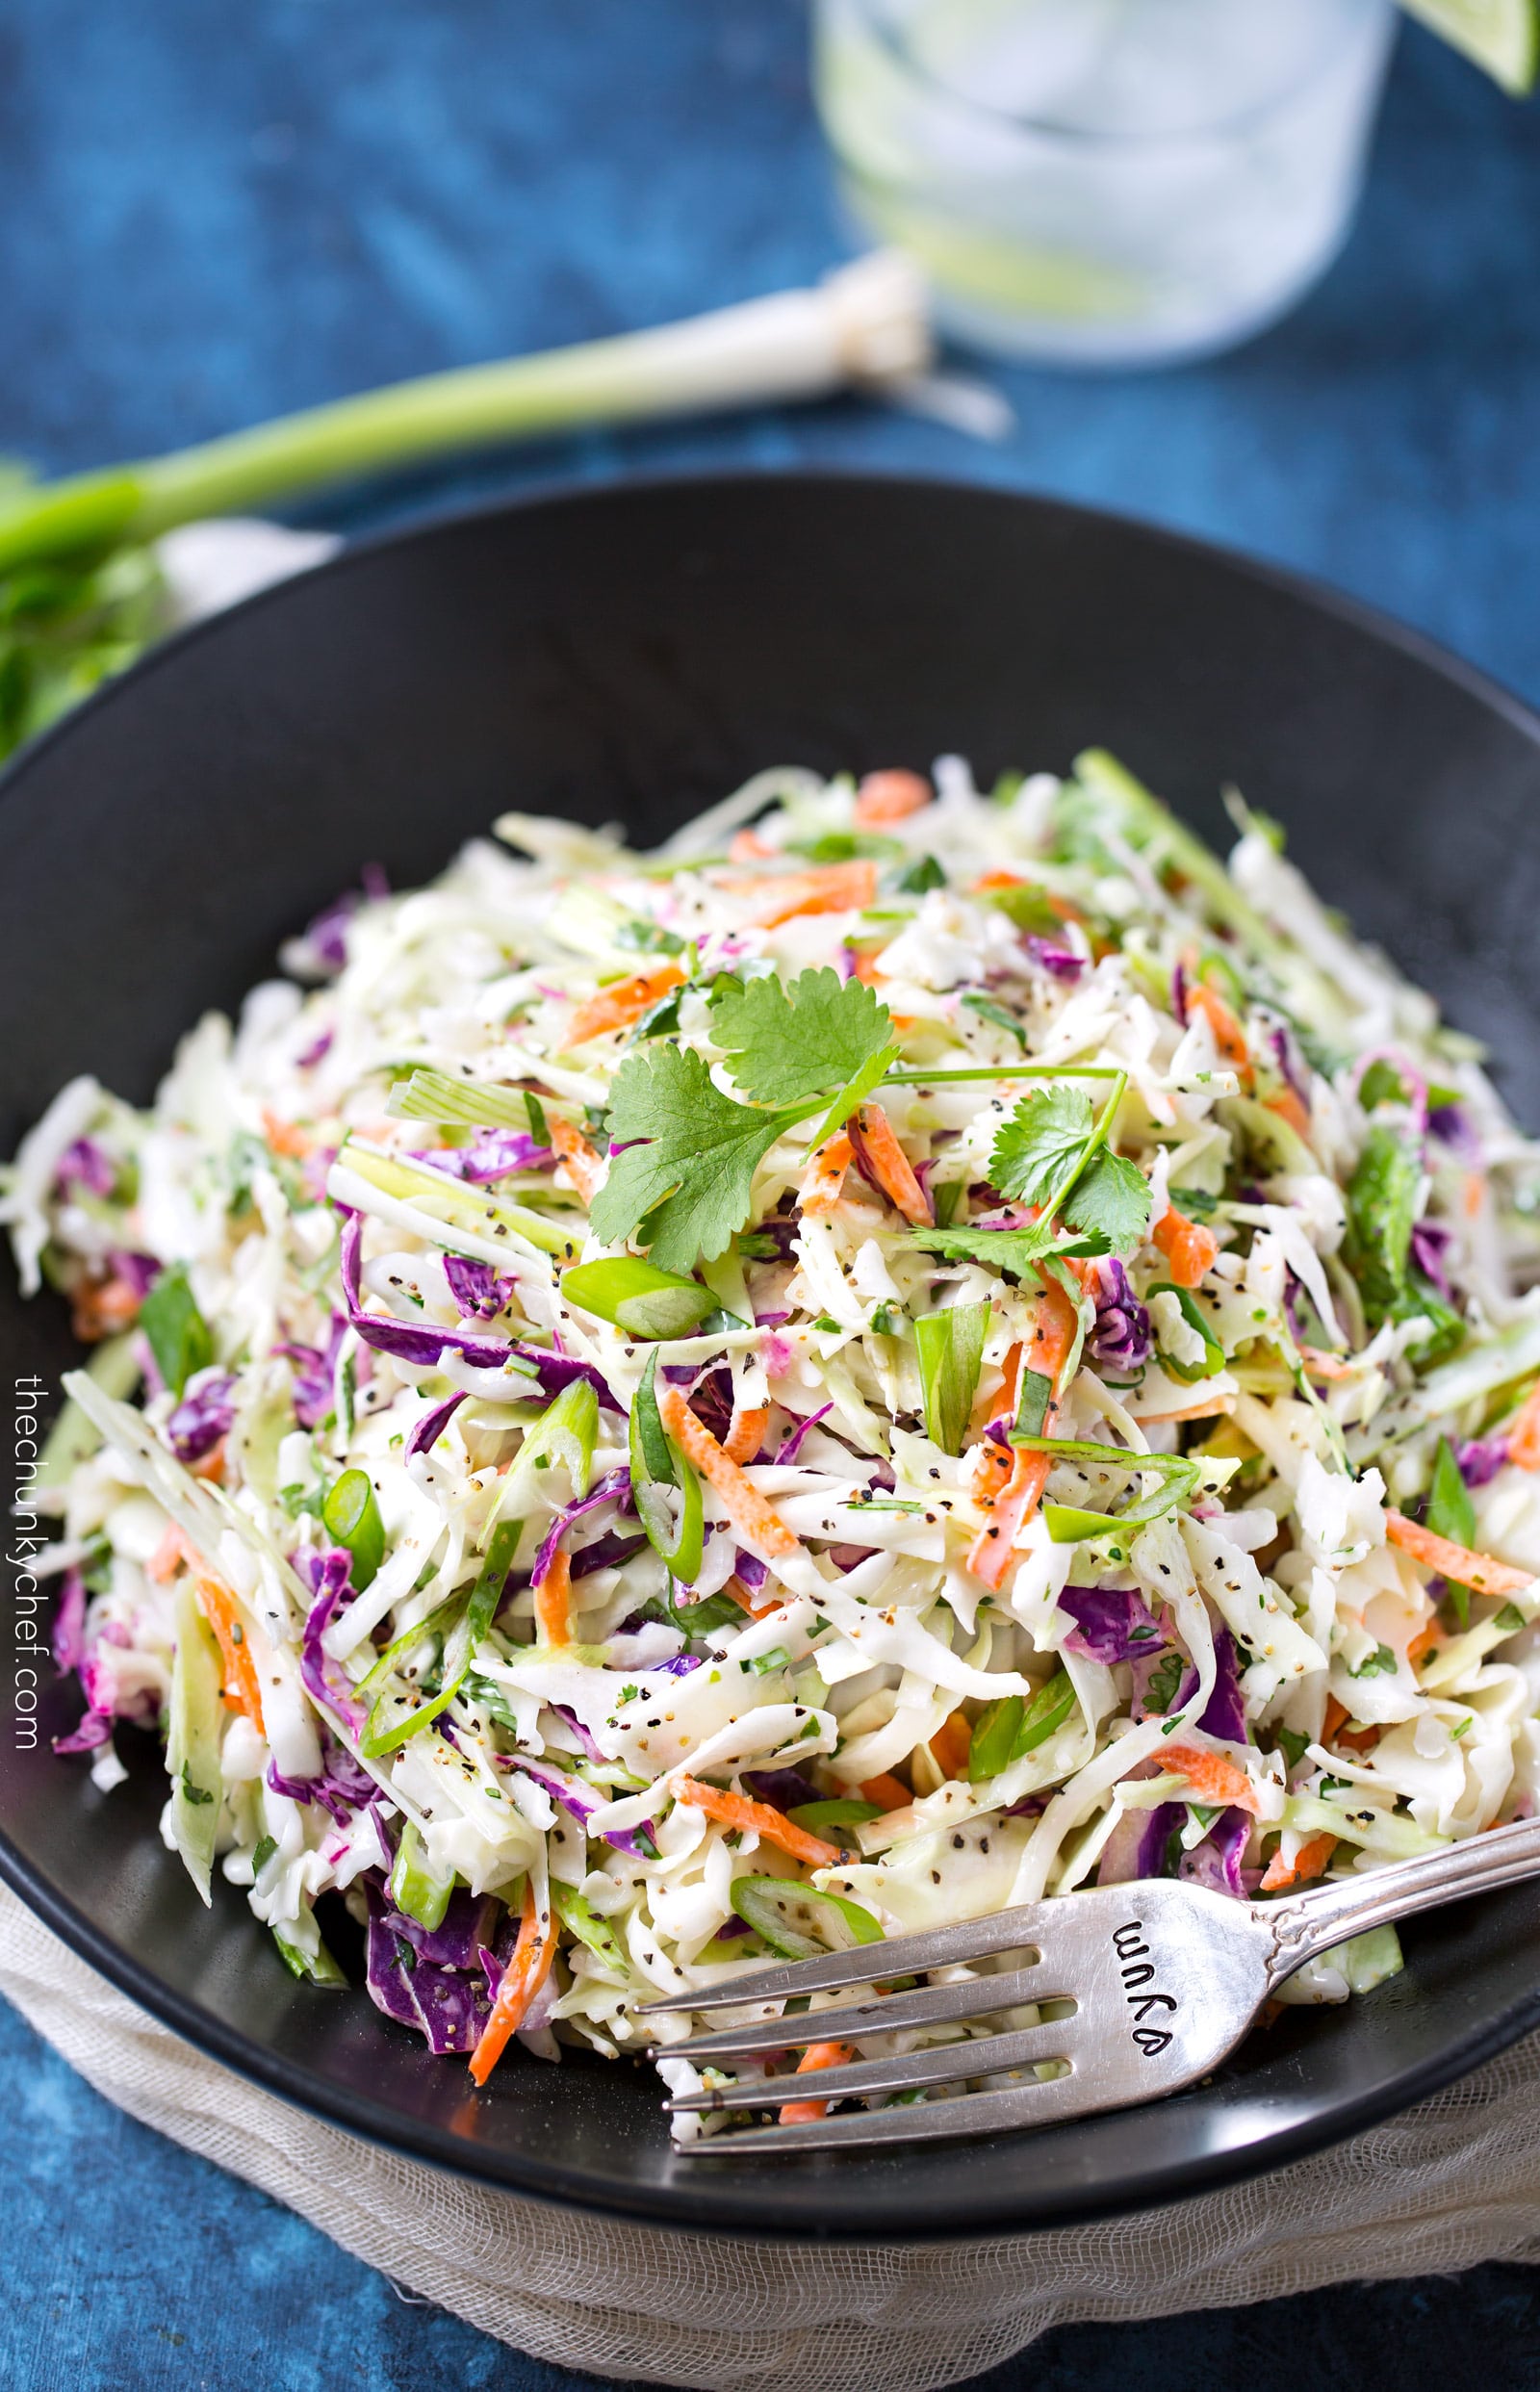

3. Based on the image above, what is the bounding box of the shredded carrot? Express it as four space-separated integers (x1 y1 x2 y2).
970 1340 1023 1438
854 768 932 827
969 871 1080 925
1322 1694 1349 1743
1261 1830 1336 1893
195 1578 265 1729
720 861 879 929
928 1710 973 1781
1184 980 1249 1070
190 1436 227 1483
800 1129 853 1218
859 1773 914 1813
147 1522 192 1584
1384 1509 1534 1599
565 962 685 1049
533 1549 574 1647
780 2039 858 2123
1298 1346 1355 1381
549 1115 605 1206
730 827 775 862
1134 1396 1236 1426
657 1385 799 1559
723 1406 770 1466
854 1104 932 1225
469 1880 557 2086
70 1273 143 1342
262 1106 312 1160
1264 1086 1313 1140
1324 1691 1380 1754
849 948 886 988
1464 1170 1487 1221
671 1775 840 1868
968 1279 1079 1590
1507 1382 1540 1472
1162 1744 1263 1815
1405 1622 1440 1667
1152 1204 1219 1289
723 1574 782 1622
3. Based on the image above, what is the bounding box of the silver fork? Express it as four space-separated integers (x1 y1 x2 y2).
643 1812 1540 2153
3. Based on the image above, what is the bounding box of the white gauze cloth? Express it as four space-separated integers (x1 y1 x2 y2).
3 1882 1540 2392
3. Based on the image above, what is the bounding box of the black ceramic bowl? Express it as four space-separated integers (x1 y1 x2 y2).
4 474 1540 2239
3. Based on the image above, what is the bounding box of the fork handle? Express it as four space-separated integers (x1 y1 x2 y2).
1262 1811 1540 1989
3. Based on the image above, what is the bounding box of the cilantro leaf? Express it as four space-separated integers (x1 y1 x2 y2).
709 966 893 1107
988 1078 1150 1256
907 1221 1111 1272
1062 1148 1152 1254
589 1045 800 1273
988 1087 1095 1205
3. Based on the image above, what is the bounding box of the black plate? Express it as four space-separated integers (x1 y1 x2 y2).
4 473 1540 2240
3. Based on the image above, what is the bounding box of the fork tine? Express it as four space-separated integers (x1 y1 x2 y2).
666 2019 1073 2111
638 1903 1046 2015
678 2066 1098 2154
657 1962 1055 2063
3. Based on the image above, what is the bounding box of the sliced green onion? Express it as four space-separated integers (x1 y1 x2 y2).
550 1879 627 1976
333 1139 575 1258
322 1468 385 1592
35 1330 140 1490
1014 1368 1053 1441
359 1517 522 1758
629 1349 675 1484
389 1820 454 1930
387 1067 534 1130
977 882 1065 938
968 1668 1077 1781
786 1798 884 1832
732 1876 884 1961
1146 1281 1225 1383
562 1255 716 1340
166 1576 224 1901
272 1924 347 1987
138 1263 213 1400
962 992 1028 1050
1427 1436 1476 1630
629 1350 703 1583
914 1300 990 1456
523 1377 599 1499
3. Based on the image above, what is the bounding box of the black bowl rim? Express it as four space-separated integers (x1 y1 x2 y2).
4 466 1540 2242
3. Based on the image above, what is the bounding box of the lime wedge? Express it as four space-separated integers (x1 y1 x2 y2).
1400 0 1539 91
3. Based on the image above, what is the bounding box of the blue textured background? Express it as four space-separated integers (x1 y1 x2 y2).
4 3 1540 2386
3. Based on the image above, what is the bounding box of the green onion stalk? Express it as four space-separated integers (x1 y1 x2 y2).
0 252 930 766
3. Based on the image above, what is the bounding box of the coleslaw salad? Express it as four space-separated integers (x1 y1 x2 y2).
8 749 1540 2131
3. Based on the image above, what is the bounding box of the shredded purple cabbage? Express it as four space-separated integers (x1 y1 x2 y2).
1458 1436 1510 1487
1087 1259 1152 1372
111 1250 162 1300
1178 1806 1250 1899
509 1754 656 1858
55 1137 116 1197
166 1372 237 1463
529 1467 633 1589
444 1255 516 1319
572 1530 646 1580
1026 938 1084 981
1409 1221 1455 1302
297 1547 367 1734
390 1888 501 1971
418 1131 553 1182
741 1766 819 1812
407 1391 467 1457
52 1568 87 1674
54 1710 114 1756
1098 1801 1182 1885
1058 1586 1163 1665
734 1550 769 1592
1198 1628 1248 1744
277 1312 347 1430
776 1403 833 1466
